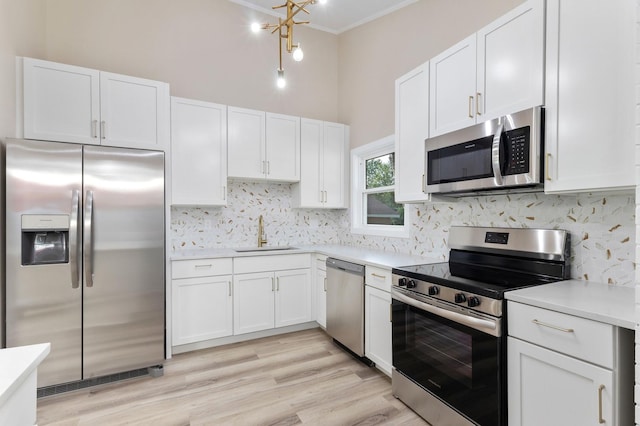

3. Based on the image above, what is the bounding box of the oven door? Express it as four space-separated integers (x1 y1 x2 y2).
392 288 505 426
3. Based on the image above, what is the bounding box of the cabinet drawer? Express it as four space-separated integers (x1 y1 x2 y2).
172 258 233 279
234 253 311 274
507 301 614 368
365 265 392 292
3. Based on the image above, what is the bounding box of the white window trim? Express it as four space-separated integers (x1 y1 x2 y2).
350 135 410 238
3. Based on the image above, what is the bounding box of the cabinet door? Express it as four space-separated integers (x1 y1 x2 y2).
364 286 392 376
429 34 477 137
227 106 265 180
265 113 300 182
508 337 614 426
477 0 544 122
395 62 430 203
172 275 233 346
275 269 312 328
297 118 324 207
233 272 275 335
23 57 100 145
316 268 327 328
322 122 348 208
544 0 635 193
171 97 227 205
100 71 169 150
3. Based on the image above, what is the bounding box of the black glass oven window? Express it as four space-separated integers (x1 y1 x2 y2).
417 316 472 388
427 135 494 184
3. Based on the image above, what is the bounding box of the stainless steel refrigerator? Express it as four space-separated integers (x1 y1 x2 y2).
4 139 165 388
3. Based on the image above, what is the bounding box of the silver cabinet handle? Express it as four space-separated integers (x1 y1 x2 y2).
532 319 574 333
228 281 232 297
69 190 80 289
262 161 265 174
598 384 605 424
323 277 327 292
276 277 280 291
422 174 426 193
271 277 275 292
319 190 323 203
468 95 474 118
323 191 327 203
84 190 95 287
100 121 106 139
194 264 212 269
491 123 504 186
371 273 386 279
222 186 226 201
545 153 552 181
91 120 98 138
267 161 270 175
476 92 482 116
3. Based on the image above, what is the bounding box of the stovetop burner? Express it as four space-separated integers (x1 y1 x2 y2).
392 261 560 299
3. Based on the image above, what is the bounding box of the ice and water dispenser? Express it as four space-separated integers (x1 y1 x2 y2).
21 215 70 265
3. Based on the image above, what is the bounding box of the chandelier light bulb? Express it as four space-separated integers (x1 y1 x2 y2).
292 44 304 62
276 69 287 89
251 22 261 33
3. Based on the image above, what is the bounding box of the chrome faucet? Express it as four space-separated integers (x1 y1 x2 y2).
257 215 267 248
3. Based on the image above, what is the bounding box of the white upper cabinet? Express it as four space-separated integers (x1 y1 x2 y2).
544 0 635 193
429 0 544 137
170 97 227 206
227 106 300 182
476 0 544 121
395 62 433 203
429 35 477 137
21 57 169 151
293 119 348 208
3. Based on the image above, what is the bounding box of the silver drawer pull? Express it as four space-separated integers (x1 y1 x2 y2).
371 273 386 279
194 264 213 268
532 319 574 333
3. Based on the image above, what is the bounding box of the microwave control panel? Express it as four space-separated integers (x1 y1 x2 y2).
504 126 530 175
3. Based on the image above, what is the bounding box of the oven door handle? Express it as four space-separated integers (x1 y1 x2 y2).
492 122 504 186
392 289 500 337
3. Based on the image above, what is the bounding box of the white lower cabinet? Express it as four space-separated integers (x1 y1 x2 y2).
314 255 327 328
233 256 312 336
507 301 633 426
364 285 392 376
171 258 233 346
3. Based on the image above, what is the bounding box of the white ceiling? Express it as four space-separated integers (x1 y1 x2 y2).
229 0 418 34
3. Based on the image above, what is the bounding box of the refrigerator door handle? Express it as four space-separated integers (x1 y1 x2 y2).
84 190 95 287
69 190 81 289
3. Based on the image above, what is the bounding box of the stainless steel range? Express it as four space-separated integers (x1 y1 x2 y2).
391 226 570 426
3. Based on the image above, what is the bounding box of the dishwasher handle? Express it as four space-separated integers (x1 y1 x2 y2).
326 257 365 275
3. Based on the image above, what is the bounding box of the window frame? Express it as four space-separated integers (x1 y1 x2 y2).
350 135 410 238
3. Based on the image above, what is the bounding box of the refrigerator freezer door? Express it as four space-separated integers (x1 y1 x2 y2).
82 146 165 379
5 139 83 387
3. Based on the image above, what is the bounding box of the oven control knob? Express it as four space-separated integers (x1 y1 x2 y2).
467 296 481 307
454 293 467 303
398 278 407 287
428 286 439 296
406 280 417 289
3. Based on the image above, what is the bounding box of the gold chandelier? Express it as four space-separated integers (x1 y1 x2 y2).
251 0 326 88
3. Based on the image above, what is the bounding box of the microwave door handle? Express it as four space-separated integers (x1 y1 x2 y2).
492 122 504 186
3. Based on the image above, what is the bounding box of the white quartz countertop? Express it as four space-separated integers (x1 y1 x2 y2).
505 280 635 330
172 244 441 269
0 343 50 407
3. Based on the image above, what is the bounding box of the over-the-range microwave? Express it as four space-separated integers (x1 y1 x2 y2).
425 106 544 197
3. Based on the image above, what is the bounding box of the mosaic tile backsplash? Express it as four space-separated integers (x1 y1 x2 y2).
172 181 636 285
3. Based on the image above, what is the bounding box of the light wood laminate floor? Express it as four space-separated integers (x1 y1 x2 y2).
37 328 427 425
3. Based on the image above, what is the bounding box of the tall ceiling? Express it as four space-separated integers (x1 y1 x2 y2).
229 0 418 34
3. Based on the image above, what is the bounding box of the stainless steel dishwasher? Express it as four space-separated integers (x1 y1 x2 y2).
326 257 366 357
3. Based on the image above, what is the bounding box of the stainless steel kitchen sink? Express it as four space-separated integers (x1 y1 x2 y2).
234 246 296 253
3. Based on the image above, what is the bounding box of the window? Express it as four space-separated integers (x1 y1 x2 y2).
351 135 409 237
